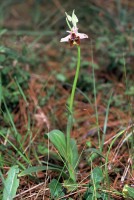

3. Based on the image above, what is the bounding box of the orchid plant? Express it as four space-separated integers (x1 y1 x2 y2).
46 10 88 185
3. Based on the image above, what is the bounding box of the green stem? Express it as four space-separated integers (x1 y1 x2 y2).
66 46 81 181
69 45 81 113
0 71 2 109
67 45 80 152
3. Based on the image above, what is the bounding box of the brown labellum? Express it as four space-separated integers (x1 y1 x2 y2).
69 32 80 46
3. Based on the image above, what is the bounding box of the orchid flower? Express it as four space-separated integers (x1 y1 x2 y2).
60 10 88 46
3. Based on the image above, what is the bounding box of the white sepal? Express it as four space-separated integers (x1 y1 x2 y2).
72 10 78 27
65 12 72 22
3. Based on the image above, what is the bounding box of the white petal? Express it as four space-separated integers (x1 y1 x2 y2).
66 30 71 33
60 35 70 42
77 33 88 39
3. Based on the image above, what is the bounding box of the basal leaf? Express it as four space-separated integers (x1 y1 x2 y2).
45 130 67 159
18 165 67 178
63 138 79 182
3 165 19 200
70 138 79 168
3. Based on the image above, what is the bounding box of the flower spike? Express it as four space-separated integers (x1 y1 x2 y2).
60 10 88 46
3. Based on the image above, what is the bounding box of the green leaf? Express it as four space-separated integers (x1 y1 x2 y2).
84 187 101 200
18 165 65 177
85 193 94 200
70 138 79 168
49 179 65 199
56 73 66 82
86 148 105 159
0 54 6 62
84 187 113 200
37 145 62 160
123 184 134 199
0 29 7 36
3 165 19 200
45 130 67 159
91 167 103 185
0 46 6 53
64 179 78 192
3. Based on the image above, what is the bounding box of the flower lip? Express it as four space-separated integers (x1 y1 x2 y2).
60 29 88 46
69 32 80 46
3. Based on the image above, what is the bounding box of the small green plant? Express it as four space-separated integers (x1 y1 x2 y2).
49 179 65 199
45 10 88 186
84 167 114 200
123 184 134 200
